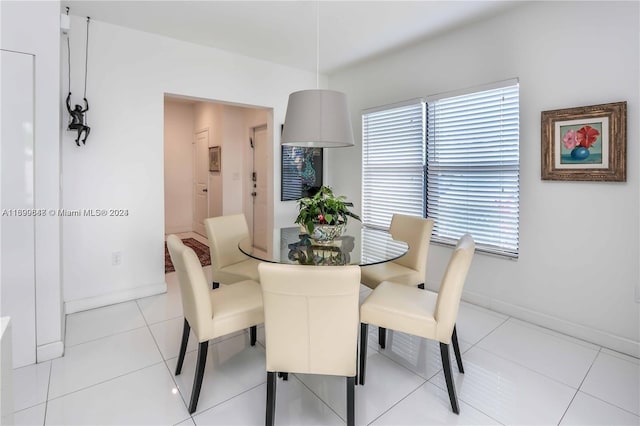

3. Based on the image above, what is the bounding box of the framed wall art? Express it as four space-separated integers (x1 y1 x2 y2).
209 146 221 172
279 123 323 201
281 146 323 201
541 101 626 181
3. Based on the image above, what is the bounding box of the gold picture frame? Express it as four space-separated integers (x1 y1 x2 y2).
541 101 626 182
209 146 221 172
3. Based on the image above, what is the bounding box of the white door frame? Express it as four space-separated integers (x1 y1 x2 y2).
250 124 268 251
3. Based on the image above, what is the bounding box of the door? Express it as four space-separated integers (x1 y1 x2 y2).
192 129 209 236
251 125 268 251
0 50 36 367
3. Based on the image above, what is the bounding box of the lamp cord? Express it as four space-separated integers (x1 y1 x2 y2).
316 0 319 89
84 17 90 99
66 16 91 100
67 36 71 92
66 7 71 93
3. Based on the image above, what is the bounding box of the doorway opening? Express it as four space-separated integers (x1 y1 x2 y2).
163 94 274 257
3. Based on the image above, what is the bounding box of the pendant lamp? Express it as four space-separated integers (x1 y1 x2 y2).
281 3 354 148
281 89 354 147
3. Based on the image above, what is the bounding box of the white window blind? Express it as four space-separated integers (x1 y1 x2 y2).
362 100 425 229
426 81 520 258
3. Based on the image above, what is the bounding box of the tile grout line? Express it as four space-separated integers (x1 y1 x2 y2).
372 326 473 384
502 317 604 352
461 345 584 391
575 346 640 418
189 381 266 421
359 328 491 424
577 390 640 418
134 298 192 415
64 323 148 349
374 309 534 424
42 360 53 425
574 346 602 391
145 288 266 422
465 315 603 391
289 372 352 423
419 315 510 424
406 312 510 386
556 346 602 425
45 361 168 404
364 380 426 426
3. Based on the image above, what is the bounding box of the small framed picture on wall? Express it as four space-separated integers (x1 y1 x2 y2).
541 101 626 182
209 146 221 172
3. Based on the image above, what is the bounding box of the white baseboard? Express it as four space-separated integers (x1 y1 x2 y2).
426 280 640 358
165 225 192 235
64 281 167 315
457 287 640 358
37 340 64 362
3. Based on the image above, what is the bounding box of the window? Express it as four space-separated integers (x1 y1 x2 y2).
362 80 520 258
362 100 425 229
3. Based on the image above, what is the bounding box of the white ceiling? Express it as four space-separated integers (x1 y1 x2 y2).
61 1 521 74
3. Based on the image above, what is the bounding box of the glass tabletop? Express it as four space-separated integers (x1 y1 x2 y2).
238 223 408 266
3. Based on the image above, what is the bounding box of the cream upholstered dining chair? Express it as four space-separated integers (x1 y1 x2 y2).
361 214 434 348
166 235 264 414
359 234 475 414
259 263 361 426
204 214 261 288
361 214 434 290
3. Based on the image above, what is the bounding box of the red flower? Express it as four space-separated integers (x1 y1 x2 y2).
317 214 326 223
576 125 600 149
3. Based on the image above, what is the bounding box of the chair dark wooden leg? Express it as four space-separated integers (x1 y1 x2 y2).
359 323 368 385
266 371 277 426
175 319 190 375
378 326 386 349
452 324 464 374
250 325 257 346
440 342 459 414
188 341 209 414
418 283 425 289
347 376 355 426
212 281 220 289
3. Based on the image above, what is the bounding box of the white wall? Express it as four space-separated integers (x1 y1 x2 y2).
62 15 318 312
222 106 249 216
1 0 64 362
164 100 194 234
329 1 639 356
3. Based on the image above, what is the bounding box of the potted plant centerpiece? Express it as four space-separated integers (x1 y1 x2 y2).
295 186 361 244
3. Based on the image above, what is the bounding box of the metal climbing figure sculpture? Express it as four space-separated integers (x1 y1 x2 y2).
65 13 92 146
66 93 90 146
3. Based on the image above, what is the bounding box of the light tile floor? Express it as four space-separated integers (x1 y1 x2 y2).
8 234 640 425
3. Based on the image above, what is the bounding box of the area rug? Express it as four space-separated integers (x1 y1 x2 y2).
165 238 211 273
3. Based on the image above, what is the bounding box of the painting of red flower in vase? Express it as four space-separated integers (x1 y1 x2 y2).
559 121 604 165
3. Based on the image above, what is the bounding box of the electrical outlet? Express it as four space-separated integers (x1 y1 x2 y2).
112 251 122 266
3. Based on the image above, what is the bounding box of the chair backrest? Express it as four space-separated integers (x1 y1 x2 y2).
434 234 475 343
258 263 361 377
389 214 434 277
204 214 250 271
166 235 213 340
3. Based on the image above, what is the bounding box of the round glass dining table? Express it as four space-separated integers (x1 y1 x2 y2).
238 222 408 266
